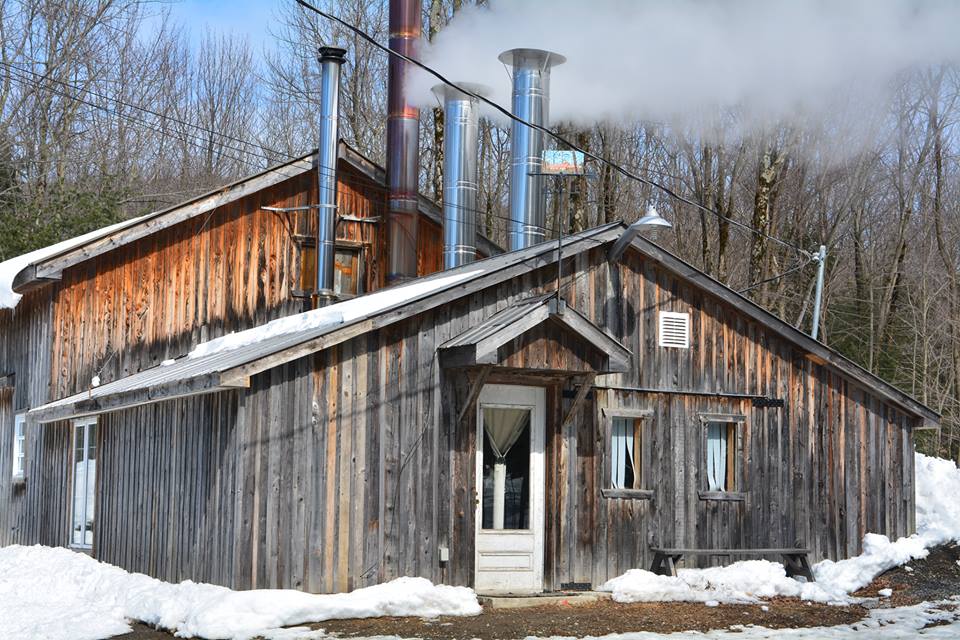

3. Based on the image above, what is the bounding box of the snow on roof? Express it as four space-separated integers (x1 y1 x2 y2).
0 214 148 309
188 268 484 360
28 266 486 422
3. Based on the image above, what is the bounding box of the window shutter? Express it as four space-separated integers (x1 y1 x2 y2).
659 311 690 348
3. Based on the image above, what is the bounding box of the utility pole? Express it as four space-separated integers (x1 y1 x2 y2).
811 244 827 340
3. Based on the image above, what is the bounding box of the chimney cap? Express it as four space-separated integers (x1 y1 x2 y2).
431 82 490 102
498 48 566 69
318 46 347 63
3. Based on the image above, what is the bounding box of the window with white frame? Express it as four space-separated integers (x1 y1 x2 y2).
12 413 26 478
659 311 690 348
71 418 97 548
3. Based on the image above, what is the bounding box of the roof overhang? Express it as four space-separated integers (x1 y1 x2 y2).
12 143 502 294
27 225 622 423
439 294 631 373
626 236 940 424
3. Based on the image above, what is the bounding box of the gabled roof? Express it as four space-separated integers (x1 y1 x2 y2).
439 293 631 372
28 224 621 423
629 236 939 423
27 220 938 425
3 143 501 303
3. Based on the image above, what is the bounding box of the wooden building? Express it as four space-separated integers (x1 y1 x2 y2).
0 147 938 595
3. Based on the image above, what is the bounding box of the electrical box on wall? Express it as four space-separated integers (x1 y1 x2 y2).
438 546 450 563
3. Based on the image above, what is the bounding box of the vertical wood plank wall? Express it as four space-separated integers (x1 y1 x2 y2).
0 159 443 552
2 229 919 593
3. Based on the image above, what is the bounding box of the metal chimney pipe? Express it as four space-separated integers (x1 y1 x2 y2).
316 46 346 300
498 48 566 252
386 0 421 284
433 83 485 270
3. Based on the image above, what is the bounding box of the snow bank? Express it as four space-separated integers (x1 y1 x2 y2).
0 216 146 309
602 452 960 606
187 269 483 360
0 545 480 640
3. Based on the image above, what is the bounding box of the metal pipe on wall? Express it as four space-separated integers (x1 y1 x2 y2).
498 48 566 252
386 0 421 284
433 83 485 270
316 46 346 300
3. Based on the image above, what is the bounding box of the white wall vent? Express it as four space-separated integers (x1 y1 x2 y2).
659 311 690 349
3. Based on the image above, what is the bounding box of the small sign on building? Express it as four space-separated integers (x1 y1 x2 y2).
541 150 585 175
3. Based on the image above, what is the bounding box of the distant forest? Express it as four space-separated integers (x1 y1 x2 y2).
1 0 957 461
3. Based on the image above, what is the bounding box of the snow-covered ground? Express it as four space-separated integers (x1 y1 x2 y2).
599 452 960 606
531 598 960 639
0 453 958 640
0 546 479 640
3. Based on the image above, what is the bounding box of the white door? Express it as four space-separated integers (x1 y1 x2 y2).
474 384 545 594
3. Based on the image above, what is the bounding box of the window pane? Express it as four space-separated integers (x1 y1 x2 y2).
73 458 86 545
706 423 728 491
481 407 531 530
611 418 640 489
71 420 97 547
334 248 360 296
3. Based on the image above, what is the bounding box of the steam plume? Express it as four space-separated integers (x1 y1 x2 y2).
412 0 960 132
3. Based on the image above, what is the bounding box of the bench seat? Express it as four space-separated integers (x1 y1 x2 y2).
649 547 815 582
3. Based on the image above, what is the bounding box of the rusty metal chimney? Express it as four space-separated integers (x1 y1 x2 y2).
498 48 566 252
433 83 485 270
316 46 346 300
386 0 421 284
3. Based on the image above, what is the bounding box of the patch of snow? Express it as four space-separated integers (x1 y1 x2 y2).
704 600 720 607
0 545 480 640
878 588 893 597
160 359 176 366
0 216 147 309
187 269 484 360
601 453 960 607
903 566 913 572
533 599 960 639
760 605 769 612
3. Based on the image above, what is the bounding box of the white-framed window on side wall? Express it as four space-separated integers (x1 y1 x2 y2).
601 407 653 499
12 412 26 479
658 311 690 348
71 417 97 549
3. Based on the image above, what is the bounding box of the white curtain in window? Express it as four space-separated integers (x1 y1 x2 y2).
706 423 727 491
483 408 529 529
611 419 634 489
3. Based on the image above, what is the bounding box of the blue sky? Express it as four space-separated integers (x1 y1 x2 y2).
145 0 280 53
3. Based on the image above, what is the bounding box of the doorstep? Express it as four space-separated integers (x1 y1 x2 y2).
478 591 612 609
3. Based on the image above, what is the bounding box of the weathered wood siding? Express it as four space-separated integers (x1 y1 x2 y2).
0 157 443 554
3 223 918 594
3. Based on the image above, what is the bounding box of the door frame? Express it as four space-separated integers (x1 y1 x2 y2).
474 383 546 593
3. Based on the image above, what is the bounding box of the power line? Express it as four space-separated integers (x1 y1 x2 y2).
737 256 816 294
2 60 561 235
293 0 814 259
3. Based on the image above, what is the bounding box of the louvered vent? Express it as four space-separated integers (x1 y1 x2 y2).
659 311 690 348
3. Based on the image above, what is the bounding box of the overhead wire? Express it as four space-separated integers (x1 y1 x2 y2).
293 0 814 260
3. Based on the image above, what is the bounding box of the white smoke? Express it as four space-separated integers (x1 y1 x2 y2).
411 0 960 133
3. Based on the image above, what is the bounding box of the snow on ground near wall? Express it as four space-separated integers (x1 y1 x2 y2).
0 545 480 640
601 453 960 605
0 216 148 309
186 269 484 360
